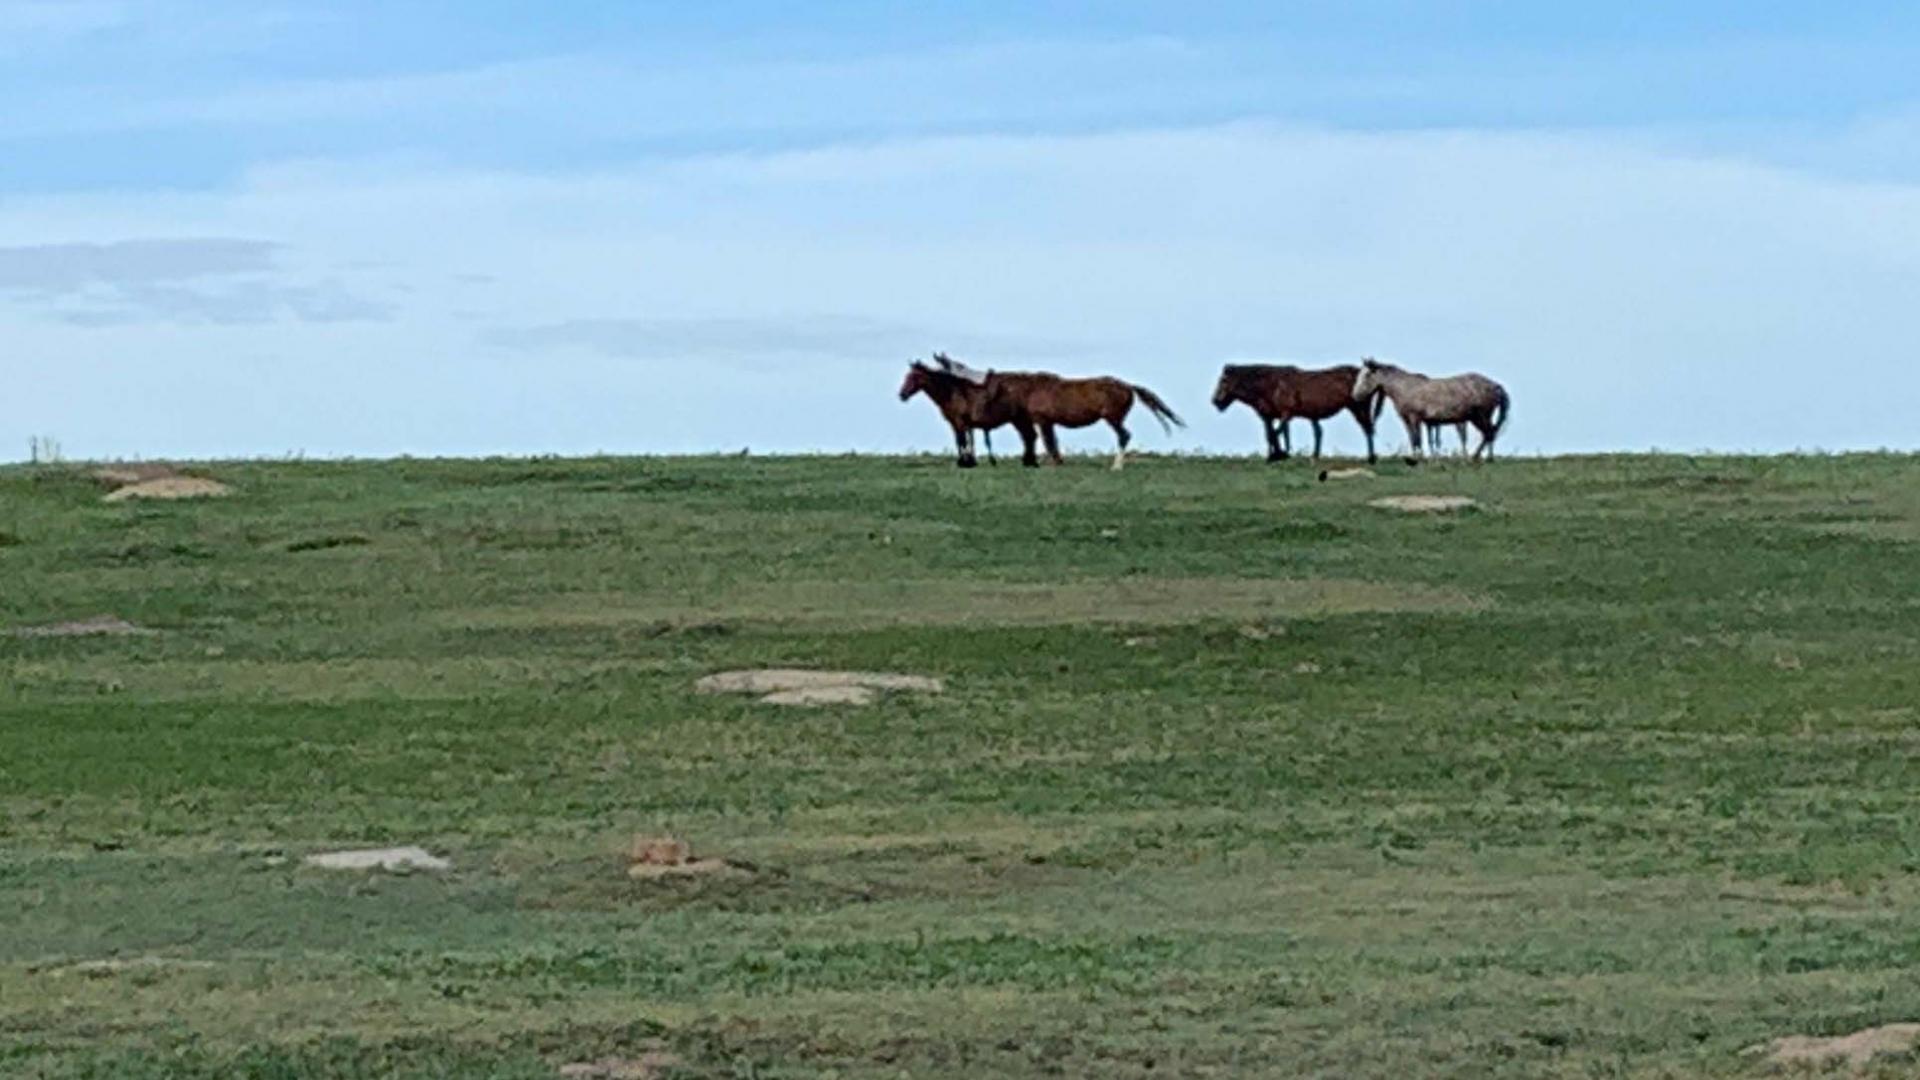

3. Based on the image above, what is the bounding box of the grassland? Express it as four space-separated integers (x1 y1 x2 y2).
4 452 1920 1078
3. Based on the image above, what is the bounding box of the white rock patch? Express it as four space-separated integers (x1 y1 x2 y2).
303 846 451 872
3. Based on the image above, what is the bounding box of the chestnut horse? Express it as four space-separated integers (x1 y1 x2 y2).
1211 364 1380 463
1353 358 1510 462
898 356 1013 467
982 370 1184 469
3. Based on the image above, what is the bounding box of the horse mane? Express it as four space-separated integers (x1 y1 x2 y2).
931 351 990 385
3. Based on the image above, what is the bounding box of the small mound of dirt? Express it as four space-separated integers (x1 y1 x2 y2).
695 669 943 706
103 477 231 503
92 463 179 488
626 858 740 880
303 846 451 872
625 835 747 880
1319 468 1377 482
1370 495 1477 513
9 616 150 638
631 836 692 866
1755 1023 1920 1067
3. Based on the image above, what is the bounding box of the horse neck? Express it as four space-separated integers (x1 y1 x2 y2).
1376 368 1425 398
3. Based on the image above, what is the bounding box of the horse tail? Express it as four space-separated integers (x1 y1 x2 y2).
1490 387 1511 437
1129 383 1186 434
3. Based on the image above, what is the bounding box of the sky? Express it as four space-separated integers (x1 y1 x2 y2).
4 2 1920 461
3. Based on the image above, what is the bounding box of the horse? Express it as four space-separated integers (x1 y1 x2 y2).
1211 363 1381 463
898 354 1011 467
1352 358 1510 462
981 370 1185 469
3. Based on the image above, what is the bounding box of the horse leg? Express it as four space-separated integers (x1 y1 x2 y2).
1041 422 1063 465
1354 404 1377 464
1311 419 1324 460
983 428 997 466
1277 417 1292 460
1109 418 1131 471
1472 414 1495 461
1015 420 1040 467
953 421 976 468
1403 413 1424 465
1263 416 1283 463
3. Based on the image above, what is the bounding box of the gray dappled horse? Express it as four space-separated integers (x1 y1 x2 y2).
1354 358 1510 462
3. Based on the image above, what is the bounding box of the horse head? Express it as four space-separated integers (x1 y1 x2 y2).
1353 357 1387 401
1212 365 1248 411
899 361 933 401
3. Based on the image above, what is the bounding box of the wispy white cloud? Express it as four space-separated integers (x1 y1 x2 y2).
0 238 276 290
0 237 391 326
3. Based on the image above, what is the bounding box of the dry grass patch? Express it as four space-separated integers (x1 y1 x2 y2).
1753 1023 1920 1068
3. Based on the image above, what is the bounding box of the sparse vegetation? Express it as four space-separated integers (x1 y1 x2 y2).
4 453 1920 1077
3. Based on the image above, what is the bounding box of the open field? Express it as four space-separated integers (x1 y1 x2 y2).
4 452 1920 1078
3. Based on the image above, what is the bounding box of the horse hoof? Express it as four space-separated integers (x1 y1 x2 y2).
1405 457 1422 467
957 457 978 469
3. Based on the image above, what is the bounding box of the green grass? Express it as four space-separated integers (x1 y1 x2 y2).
4 452 1920 1077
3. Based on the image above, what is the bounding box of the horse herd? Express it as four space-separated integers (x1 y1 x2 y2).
899 354 1511 469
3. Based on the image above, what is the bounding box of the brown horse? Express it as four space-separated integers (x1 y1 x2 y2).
982 370 1184 469
1211 364 1380 463
898 356 1013 467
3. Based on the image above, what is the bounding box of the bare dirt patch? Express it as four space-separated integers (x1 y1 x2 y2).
696 669 944 707
1370 495 1478 513
1753 1023 1920 1068
8 616 151 639
102 477 231 503
625 835 748 880
91 463 180 488
1319 467 1377 482
303 846 451 872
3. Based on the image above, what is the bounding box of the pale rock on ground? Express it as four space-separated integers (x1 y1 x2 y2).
695 669 943 707
303 846 451 872
1370 495 1477 513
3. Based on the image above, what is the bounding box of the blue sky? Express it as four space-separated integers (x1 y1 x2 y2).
4 2 1920 459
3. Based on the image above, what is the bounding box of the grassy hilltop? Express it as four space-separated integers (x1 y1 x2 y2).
4 453 1920 1078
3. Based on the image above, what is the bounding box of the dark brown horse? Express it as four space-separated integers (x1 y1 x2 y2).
1211 364 1380 463
898 357 1012 468
982 370 1184 469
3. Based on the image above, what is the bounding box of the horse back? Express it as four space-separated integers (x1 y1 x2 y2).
1248 364 1361 419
